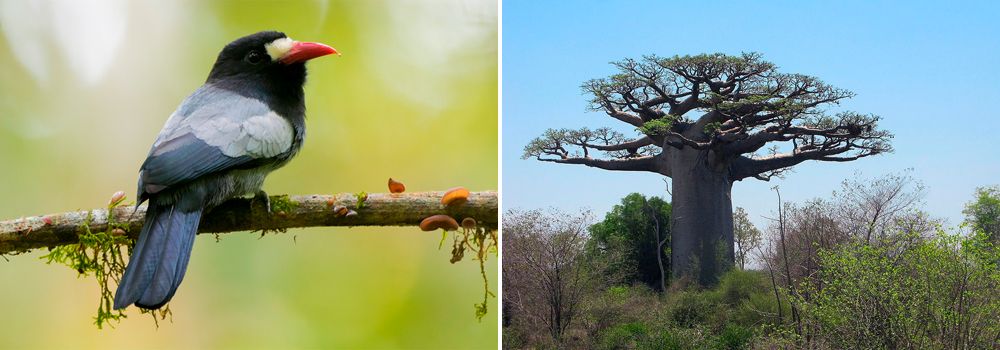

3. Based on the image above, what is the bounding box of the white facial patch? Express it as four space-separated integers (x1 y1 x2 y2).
264 37 295 61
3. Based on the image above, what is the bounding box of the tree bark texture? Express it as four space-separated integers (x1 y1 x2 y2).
667 146 735 285
0 191 498 255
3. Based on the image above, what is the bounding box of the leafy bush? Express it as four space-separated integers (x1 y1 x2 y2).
714 324 753 350
658 326 710 350
598 322 649 350
716 269 769 306
669 291 715 328
597 322 713 350
584 285 663 342
797 230 1000 349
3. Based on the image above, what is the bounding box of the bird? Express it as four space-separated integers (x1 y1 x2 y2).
113 31 338 310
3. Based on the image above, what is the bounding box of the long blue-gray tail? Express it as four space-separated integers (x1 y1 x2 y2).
114 202 202 310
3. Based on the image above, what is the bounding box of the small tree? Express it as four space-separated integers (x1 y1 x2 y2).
588 193 671 291
833 171 928 244
524 53 892 285
964 185 1000 242
733 207 761 270
503 209 616 345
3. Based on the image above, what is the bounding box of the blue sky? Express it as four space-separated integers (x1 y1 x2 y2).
503 0 1000 229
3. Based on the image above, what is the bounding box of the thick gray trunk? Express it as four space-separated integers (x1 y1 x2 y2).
666 146 735 285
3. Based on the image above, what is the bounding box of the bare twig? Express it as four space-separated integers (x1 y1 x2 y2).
0 191 498 255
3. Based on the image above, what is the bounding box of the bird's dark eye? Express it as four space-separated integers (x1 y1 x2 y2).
244 51 265 65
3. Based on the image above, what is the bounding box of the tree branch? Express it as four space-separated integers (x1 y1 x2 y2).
0 191 498 255
732 145 881 181
583 136 655 152
606 109 645 127
538 156 664 174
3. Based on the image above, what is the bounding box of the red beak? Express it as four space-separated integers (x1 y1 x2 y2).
279 41 339 64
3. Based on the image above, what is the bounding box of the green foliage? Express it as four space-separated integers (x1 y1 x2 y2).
521 127 630 160
637 116 678 136
606 285 630 301
268 194 297 214
715 324 753 350
354 191 368 209
703 121 722 135
598 322 650 350
507 269 788 348
597 322 715 350
715 269 767 306
964 185 1000 241
732 207 762 270
710 270 785 329
588 193 671 290
668 291 716 328
797 230 1000 349
588 273 772 350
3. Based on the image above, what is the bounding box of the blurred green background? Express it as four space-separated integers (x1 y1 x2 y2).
0 0 497 348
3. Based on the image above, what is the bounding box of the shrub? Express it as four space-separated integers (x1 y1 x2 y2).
716 270 769 306
715 324 753 350
598 323 714 350
798 230 1000 349
584 284 663 341
658 326 711 350
669 291 715 328
598 322 649 350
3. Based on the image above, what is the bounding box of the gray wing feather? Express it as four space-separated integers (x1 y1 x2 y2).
139 85 294 196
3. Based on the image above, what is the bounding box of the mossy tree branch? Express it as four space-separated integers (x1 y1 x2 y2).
0 191 498 255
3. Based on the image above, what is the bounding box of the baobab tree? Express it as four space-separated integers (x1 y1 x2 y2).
523 53 892 285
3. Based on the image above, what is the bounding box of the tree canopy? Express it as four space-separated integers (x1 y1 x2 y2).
523 52 893 181
964 185 1000 242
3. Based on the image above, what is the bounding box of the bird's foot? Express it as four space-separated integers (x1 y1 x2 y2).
254 190 272 214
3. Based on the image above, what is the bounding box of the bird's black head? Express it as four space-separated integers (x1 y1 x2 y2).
206 31 338 101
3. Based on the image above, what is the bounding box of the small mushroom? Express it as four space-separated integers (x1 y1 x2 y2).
108 191 126 206
388 178 406 194
461 217 477 230
419 214 459 231
441 187 470 206
111 228 126 236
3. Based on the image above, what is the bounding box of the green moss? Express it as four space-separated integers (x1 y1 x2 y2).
268 194 297 214
355 191 368 209
40 198 171 329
